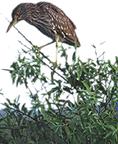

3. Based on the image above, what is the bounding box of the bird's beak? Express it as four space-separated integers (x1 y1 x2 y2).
6 19 17 32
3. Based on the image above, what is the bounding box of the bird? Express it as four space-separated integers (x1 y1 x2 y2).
6 2 80 62
7 2 80 46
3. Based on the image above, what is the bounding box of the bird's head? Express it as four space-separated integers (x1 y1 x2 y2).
6 3 28 32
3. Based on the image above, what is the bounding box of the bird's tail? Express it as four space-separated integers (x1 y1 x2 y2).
75 35 81 47
64 30 81 48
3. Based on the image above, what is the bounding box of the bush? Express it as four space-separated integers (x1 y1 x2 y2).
0 37 118 143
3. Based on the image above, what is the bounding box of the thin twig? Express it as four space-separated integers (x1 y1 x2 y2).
6 21 69 83
14 26 54 64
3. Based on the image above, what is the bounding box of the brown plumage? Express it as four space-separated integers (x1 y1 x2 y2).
7 2 80 47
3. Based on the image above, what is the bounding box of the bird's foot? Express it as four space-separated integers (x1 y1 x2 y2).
52 61 58 68
52 61 61 69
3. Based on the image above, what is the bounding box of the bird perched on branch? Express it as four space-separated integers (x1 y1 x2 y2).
7 2 80 63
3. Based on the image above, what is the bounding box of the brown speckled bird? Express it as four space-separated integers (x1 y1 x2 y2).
7 2 80 48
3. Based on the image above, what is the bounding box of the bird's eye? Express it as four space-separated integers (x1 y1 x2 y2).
16 11 19 16
15 12 21 20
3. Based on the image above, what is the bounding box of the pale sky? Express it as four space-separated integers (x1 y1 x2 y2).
0 0 118 108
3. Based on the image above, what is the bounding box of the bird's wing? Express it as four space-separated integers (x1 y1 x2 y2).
36 2 80 46
43 3 79 45
36 2 76 29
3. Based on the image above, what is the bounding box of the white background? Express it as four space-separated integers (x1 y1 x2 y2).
0 0 118 108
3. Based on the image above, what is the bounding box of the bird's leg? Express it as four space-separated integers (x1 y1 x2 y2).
33 41 54 58
54 35 60 66
39 41 55 50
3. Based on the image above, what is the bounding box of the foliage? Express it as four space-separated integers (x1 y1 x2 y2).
0 40 118 144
